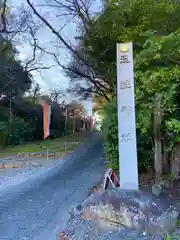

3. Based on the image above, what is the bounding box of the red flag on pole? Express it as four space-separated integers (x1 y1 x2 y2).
43 104 51 139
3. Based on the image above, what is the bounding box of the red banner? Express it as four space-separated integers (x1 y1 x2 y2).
43 104 51 139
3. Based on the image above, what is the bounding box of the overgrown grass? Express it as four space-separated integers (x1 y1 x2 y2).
163 219 180 240
0 133 89 156
163 234 180 240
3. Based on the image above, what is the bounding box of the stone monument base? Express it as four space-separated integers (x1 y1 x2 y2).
80 188 179 235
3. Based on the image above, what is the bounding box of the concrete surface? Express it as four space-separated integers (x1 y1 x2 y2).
0 133 105 240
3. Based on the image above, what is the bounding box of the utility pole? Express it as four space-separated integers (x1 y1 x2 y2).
154 93 163 183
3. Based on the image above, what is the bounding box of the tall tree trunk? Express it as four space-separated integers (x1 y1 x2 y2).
162 137 170 173
153 93 163 183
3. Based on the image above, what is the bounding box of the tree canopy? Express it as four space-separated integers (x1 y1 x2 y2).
0 1 83 147
77 0 180 173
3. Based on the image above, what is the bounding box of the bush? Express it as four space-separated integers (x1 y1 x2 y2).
102 99 153 172
0 121 8 147
9 117 35 145
102 100 119 170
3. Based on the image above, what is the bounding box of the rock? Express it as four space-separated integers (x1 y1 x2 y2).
152 179 174 196
80 188 179 235
152 184 162 196
160 179 172 188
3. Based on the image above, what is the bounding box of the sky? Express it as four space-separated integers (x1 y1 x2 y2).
10 0 102 115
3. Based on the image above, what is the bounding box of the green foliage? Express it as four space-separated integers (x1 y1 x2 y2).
102 100 119 170
0 37 32 98
71 0 180 96
0 121 8 147
166 119 180 135
165 118 180 151
136 130 154 172
9 117 34 145
102 100 153 172
84 0 180 172
164 234 173 240
0 96 89 149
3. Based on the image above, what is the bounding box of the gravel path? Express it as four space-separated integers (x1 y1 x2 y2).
63 214 180 240
1 133 180 240
0 160 63 191
0 133 105 240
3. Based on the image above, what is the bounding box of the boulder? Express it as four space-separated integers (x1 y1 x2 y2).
152 184 162 196
80 188 179 235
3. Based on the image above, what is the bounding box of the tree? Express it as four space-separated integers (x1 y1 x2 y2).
0 36 32 144
31 82 41 104
26 0 112 101
25 81 41 104
0 0 34 145
92 93 112 117
96 0 180 178
65 100 85 134
49 88 64 104
0 1 71 147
